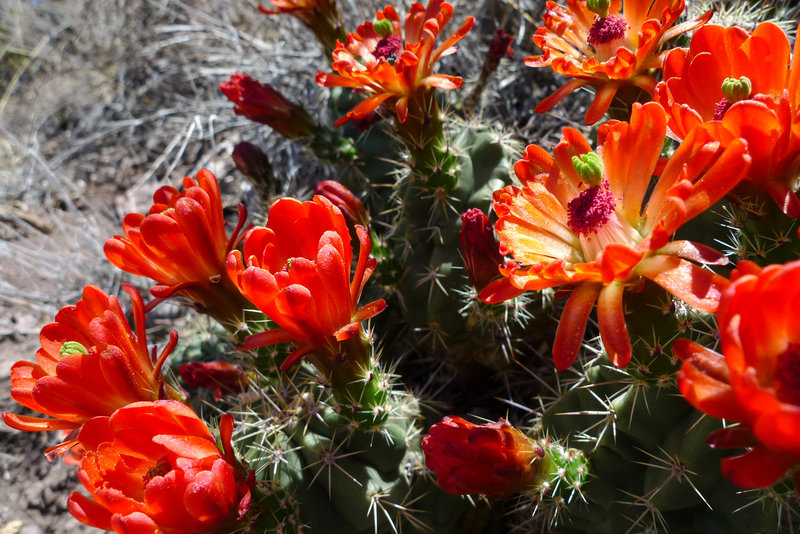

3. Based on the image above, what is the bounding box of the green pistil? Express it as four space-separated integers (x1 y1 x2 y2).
60 341 89 356
586 0 610 17
373 18 394 38
721 76 752 103
572 152 604 186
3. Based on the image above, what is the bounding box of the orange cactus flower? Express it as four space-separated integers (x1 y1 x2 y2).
480 102 751 370
226 196 386 378
526 0 711 124
674 260 800 490
654 22 800 216
1 285 181 460
422 416 543 498
67 400 253 533
315 0 475 125
104 169 252 327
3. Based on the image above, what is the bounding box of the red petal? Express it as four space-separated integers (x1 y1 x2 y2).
720 447 796 489
68 492 113 530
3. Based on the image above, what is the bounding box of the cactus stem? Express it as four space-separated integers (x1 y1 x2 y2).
634 447 711 509
414 263 450 303
304 429 365 498
412 322 450 352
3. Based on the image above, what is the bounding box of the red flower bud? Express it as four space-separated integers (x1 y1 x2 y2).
314 180 369 228
232 142 278 198
459 208 504 291
179 360 249 400
486 29 513 72
422 416 543 498
220 74 316 139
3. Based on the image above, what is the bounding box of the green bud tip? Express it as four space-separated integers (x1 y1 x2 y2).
60 341 89 356
721 76 752 103
373 18 394 38
586 0 610 17
572 151 604 186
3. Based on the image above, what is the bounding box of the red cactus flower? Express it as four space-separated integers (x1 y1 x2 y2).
2 285 181 460
220 74 317 139
104 169 252 327
459 208 505 292
316 0 474 125
480 102 751 370
655 22 800 216
422 416 543 498
67 400 253 533
526 0 711 124
179 361 249 401
674 260 800 490
226 196 386 379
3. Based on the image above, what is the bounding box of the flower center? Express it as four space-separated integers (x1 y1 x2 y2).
143 455 171 485
712 98 731 121
775 342 800 405
567 181 616 237
587 15 628 47
373 35 403 64
713 76 752 121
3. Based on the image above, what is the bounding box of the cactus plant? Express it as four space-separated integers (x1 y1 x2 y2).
5 0 800 533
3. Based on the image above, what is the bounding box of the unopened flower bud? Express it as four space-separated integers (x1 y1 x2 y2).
422 416 543 498
220 74 316 139
459 208 505 292
179 361 249 401
572 151 604 186
232 142 278 198
721 76 752 103
314 180 369 228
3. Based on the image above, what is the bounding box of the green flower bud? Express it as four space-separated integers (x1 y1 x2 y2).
586 0 610 17
373 18 394 38
572 152 604 186
60 341 89 356
721 76 752 103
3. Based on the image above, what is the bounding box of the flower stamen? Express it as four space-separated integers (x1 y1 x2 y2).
567 180 616 237
373 35 403 64
587 15 630 62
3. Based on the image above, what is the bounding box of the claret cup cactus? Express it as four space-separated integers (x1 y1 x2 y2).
5 0 800 533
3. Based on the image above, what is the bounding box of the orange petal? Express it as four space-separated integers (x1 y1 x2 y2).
636 255 727 312
553 283 602 371
597 282 631 368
